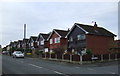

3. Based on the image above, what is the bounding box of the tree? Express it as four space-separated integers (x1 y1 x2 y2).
86 49 92 55
108 40 119 54
52 45 67 54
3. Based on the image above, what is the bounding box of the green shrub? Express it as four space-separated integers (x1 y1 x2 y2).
86 49 92 55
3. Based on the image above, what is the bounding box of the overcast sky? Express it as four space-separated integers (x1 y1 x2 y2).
0 1 118 47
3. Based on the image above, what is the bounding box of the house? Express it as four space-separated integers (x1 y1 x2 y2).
115 40 120 47
28 36 38 50
66 22 116 55
47 29 69 54
13 41 18 48
17 40 23 48
36 33 50 52
109 40 120 53
22 38 29 49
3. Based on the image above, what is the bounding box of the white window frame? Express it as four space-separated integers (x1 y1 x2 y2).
31 42 33 46
37 41 39 46
55 37 60 43
77 34 85 40
81 34 85 39
70 36 73 42
50 39 53 44
77 35 81 40
45 48 48 52
41 40 44 45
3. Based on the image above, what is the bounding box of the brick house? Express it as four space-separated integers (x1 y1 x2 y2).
13 41 18 48
109 40 120 53
22 38 29 49
66 22 116 55
47 29 69 54
36 33 50 52
28 36 38 50
17 40 23 48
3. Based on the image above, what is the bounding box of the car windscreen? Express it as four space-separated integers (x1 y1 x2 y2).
15 51 22 54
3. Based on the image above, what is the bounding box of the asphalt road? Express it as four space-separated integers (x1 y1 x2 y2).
2 55 119 76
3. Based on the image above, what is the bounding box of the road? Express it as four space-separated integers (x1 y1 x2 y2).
2 55 119 76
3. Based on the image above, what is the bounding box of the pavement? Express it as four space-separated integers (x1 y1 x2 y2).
2 55 119 76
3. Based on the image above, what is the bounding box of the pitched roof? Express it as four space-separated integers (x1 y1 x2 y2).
67 23 116 37
47 29 69 40
18 40 22 43
54 29 69 37
30 36 37 41
41 33 50 40
23 39 29 43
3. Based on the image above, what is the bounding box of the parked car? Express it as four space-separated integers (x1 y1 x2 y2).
12 51 24 58
2 51 8 55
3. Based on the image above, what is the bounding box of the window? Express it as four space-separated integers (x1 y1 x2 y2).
41 40 44 45
81 34 85 39
70 36 73 42
37 41 39 46
50 39 53 44
55 37 60 43
77 34 85 40
31 42 33 46
29 43 30 47
45 48 48 52
77 35 81 40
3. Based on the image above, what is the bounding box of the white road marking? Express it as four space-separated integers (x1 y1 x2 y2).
29 64 43 68
110 72 116 74
75 67 80 68
54 71 63 74
87 68 96 71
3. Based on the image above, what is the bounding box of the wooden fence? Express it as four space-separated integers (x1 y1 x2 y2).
41 53 120 62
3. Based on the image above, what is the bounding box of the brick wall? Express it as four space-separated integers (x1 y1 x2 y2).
86 34 114 55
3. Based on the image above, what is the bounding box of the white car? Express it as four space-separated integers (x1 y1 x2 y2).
12 51 24 58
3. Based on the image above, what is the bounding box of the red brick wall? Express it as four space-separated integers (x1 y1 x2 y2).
49 32 60 49
86 34 114 55
60 38 68 47
34 42 38 48
48 32 68 51
44 41 49 48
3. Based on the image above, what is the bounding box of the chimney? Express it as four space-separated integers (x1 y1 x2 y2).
94 22 97 27
68 28 70 31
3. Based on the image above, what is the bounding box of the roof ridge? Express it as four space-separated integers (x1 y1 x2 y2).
53 29 68 32
75 23 104 29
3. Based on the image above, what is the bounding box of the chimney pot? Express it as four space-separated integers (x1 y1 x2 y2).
94 22 97 27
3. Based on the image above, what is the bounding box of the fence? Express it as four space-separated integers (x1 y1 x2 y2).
41 53 120 63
